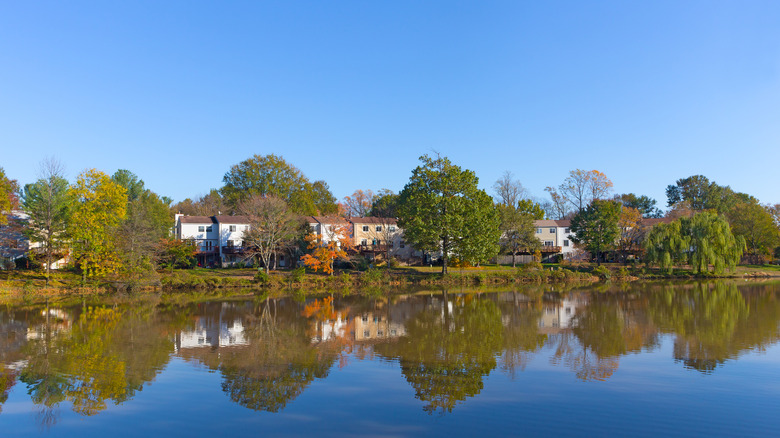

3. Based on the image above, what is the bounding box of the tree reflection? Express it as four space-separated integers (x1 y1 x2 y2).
184 298 340 413
648 281 780 372
376 293 504 414
550 293 659 381
19 303 173 423
498 293 547 378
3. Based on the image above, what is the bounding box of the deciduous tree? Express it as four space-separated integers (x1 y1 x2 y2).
397 154 500 274
300 225 351 275
21 158 71 281
368 189 400 218
493 171 527 207
569 200 621 265
68 169 127 280
726 201 779 264
221 154 337 216
158 238 197 272
0 167 19 225
341 189 375 218
616 193 662 218
557 169 613 213
239 195 303 274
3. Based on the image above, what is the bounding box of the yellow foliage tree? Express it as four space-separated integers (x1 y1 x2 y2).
69 169 127 280
300 225 351 275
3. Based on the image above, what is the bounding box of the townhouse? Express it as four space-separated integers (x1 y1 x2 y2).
174 214 251 267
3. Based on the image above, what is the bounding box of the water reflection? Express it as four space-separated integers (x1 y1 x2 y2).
0 280 779 421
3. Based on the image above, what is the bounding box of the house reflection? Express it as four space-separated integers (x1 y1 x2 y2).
538 296 585 334
174 303 248 351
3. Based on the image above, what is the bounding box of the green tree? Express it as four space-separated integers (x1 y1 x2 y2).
220 154 337 216
516 199 545 219
21 159 71 282
684 212 745 275
368 189 400 217
616 193 662 218
158 238 197 272
110 169 173 279
68 169 128 280
726 200 779 264
111 169 146 202
497 203 541 267
644 220 688 274
397 155 500 274
119 190 172 280
569 200 621 265
645 212 745 275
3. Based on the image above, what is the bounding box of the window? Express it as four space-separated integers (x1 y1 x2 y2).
564 228 570 234
389 226 396 232
549 228 555 233
363 330 370 337
198 226 205 232
229 225 237 232
536 228 542 234
362 226 369 232
544 241 553 246
376 226 382 232
227 240 235 248
361 239 367 246
377 330 384 337
563 240 569 247
206 226 212 232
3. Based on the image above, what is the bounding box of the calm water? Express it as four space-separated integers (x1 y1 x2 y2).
2 281 780 437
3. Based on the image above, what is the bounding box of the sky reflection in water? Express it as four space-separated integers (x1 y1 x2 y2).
1 280 780 437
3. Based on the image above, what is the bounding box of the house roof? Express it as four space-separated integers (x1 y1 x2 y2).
179 216 217 224
534 219 571 227
214 215 250 224
309 216 350 225
349 217 397 225
640 217 674 226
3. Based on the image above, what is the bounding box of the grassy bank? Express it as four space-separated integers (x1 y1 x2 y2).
2 262 778 305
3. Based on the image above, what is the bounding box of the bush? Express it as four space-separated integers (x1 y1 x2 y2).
290 267 306 283
519 261 543 271
592 265 611 281
363 267 383 284
254 270 270 285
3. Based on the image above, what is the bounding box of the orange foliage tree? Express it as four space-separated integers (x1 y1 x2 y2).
300 224 352 275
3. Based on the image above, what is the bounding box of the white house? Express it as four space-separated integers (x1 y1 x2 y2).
174 214 251 267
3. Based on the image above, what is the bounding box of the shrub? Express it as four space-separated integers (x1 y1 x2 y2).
254 270 270 285
290 267 306 283
592 265 611 281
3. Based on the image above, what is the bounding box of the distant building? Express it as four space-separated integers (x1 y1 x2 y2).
174 214 251 267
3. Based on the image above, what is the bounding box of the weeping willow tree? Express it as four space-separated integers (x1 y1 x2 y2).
644 221 688 274
645 212 745 275
684 212 745 274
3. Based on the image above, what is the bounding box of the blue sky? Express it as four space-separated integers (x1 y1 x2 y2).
1 1 779 208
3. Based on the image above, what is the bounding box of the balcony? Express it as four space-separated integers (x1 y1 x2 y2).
221 246 248 255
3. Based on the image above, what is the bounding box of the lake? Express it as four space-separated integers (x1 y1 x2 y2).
2 280 780 437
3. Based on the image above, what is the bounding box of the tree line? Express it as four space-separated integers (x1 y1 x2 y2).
1 153 779 280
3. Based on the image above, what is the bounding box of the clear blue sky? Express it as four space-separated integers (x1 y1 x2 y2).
2 1 779 208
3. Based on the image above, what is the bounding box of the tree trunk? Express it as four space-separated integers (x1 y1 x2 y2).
442 237 448 275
